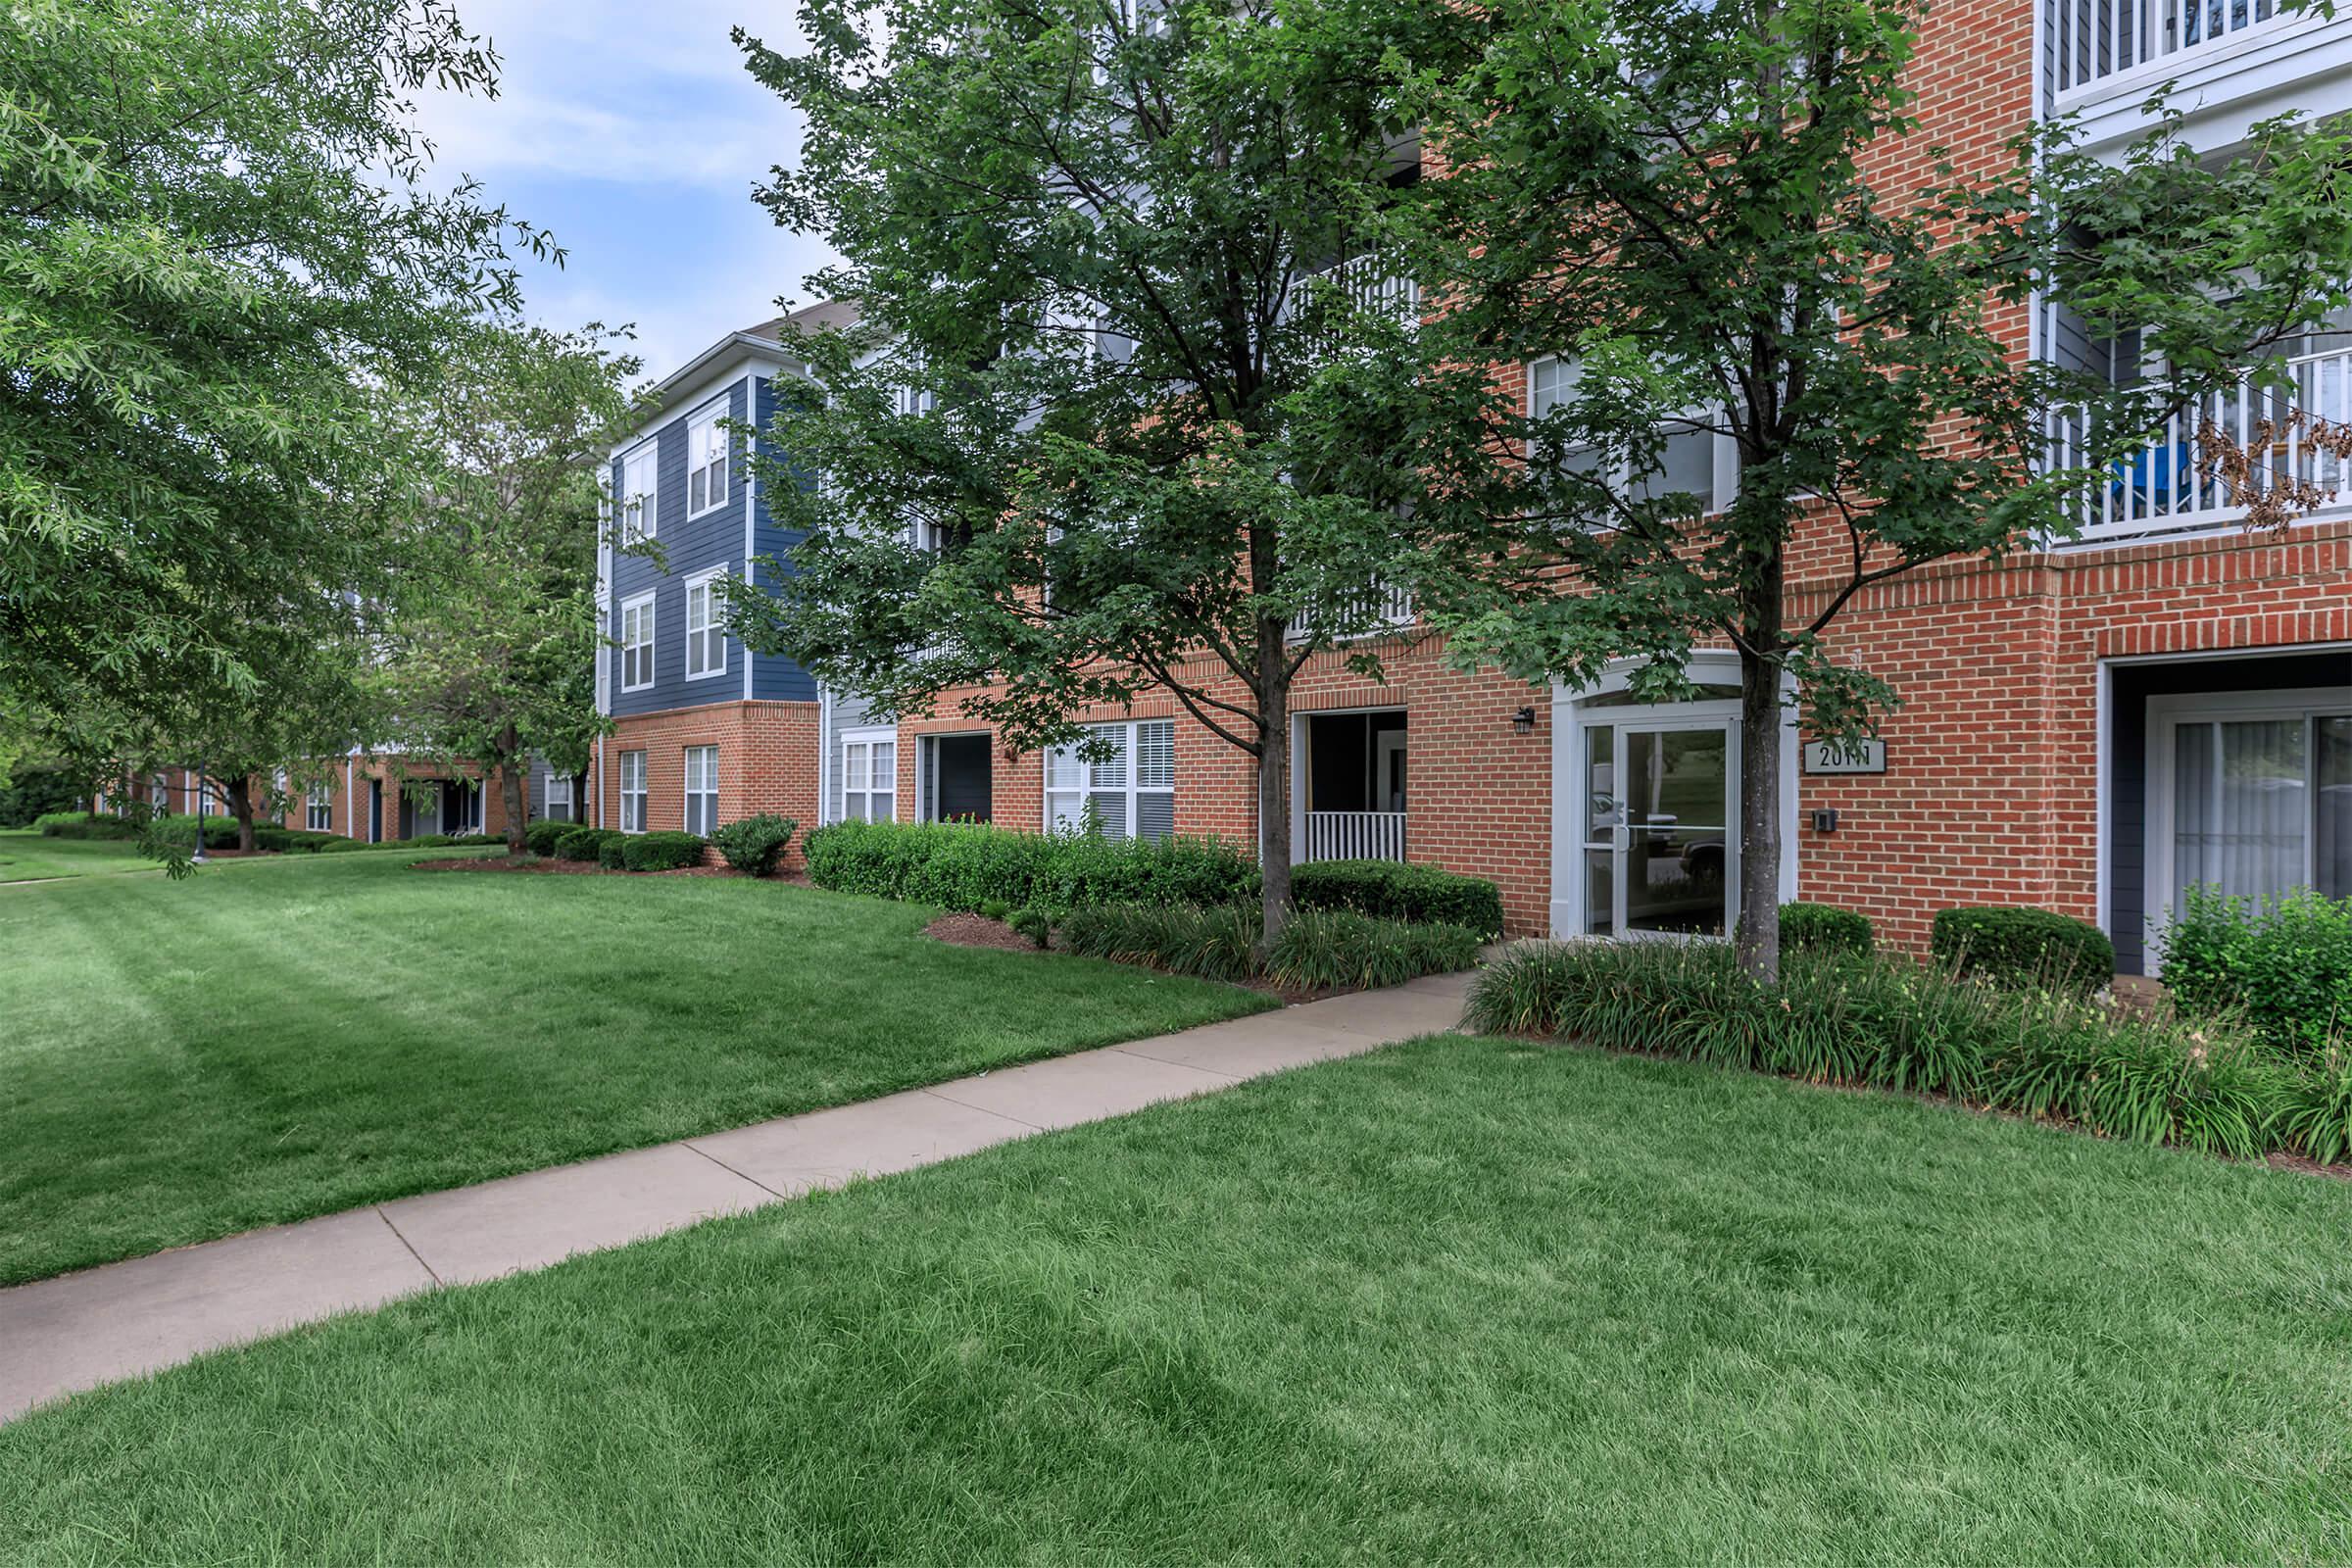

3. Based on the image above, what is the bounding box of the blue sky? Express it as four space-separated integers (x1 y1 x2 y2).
413 1 841 378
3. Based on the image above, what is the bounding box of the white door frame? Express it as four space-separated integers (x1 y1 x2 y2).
1548 653 1801 940
1375 729 1407 812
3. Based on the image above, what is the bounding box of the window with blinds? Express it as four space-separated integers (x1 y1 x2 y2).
1046 718 1175 841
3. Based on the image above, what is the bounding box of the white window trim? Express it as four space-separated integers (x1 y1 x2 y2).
683 745 720 836
839 725 899 824
1526 356 1739 517
618 439 659 545
619 591 657 693
1043 718 1176 841
683 569 728 682
306 782 333 832
544 770 574 822
619 750 649 835
685 401 731 521
2143 686 2352 972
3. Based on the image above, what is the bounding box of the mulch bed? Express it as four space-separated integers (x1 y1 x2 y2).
924 911 1045 954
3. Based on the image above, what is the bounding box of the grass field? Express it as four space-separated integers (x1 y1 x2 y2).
2 1036 2345 1563
0 828 157 883
0 851 1268 1284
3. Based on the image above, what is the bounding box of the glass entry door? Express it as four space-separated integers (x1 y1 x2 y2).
1581 719 1738 938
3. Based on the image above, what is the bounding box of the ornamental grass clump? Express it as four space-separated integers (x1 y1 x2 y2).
1466 941 2298 1161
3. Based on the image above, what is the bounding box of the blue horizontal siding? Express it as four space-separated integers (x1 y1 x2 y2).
750 373 817 703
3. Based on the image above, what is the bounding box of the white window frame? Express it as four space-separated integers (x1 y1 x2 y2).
618 441 659 545
840 727 898 823
2145 687 2352 968
544 771 574 822
686 405 729 517
619 750 648 834
1526 356 1738 517
683 570 727 681
306 782 333 832
1044 718 1176 841
620 592 657 693
683 745 719 836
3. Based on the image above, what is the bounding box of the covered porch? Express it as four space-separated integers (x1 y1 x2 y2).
1293 708 1407 863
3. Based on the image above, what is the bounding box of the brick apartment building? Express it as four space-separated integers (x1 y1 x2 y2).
593 0 2350 972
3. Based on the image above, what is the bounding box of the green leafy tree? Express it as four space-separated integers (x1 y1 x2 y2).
734 0 1446 944
1383 0 2352 977
375 322 641 853
0 0 555 740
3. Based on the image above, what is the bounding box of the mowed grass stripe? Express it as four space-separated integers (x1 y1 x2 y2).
0 852 1268 1283
1 1037 2346 1562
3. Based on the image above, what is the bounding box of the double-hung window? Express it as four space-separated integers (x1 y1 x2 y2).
306 783 333 831
544 771 573 822
1046 718 1175 841
687 409 728 515
1527 356 1731 517
620 593 656 692
841 729 897 822
684 571 726 680
683 746 719 836
619 751 648 833
618 443 658 544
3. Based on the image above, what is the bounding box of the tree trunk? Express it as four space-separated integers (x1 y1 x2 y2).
497 725 527 855
1733 565 1787 984
1255 615 1293 954
571 769 589 825
225 776 258 852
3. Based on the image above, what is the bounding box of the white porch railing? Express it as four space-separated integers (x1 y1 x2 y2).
1288 255 1420 328
2047 345 2352 545
1303 810 1407 863
2054 0 2283 93
1288 580 1415 643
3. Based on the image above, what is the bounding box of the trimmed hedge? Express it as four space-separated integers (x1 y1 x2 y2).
523 819 574 858
1931 906 2113 994
621 831 707 872
598 834 629 870
804 819 1256 915
554 826 615 863
1292 859 1504 939
1467 941 2306 1162
711 813 796 877
32 811 141 841
1055 904 1484 991
2161 885 2351 1056
1780 902 1874 956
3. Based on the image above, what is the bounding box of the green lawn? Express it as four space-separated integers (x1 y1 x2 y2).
0 851 1269 1284
0 827 156 883
5 1038 2348 1564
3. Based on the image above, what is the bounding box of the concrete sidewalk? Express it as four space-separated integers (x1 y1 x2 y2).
0 972 1470 1424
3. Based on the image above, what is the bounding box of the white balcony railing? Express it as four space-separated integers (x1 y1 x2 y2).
2048 345 2352 545
2054 0 2282 93
1288 255 1420 329
1304 810 1407 864
1287 580 1416 643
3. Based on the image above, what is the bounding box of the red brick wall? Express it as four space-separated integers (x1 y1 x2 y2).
597 702 822 867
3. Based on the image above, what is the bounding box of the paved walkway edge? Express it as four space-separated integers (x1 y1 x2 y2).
0 971 1471 1424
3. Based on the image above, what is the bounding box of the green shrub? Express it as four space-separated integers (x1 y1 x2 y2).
2275 1053 2352 1166
2160 885 2351 1056
523 819 574 858
1931 906 2114 994
446 833 502 848
403 833 454 849
280 831 338 853
32 811 141 841
0 767 90 828
554 826 612 863
977 897 1012 922
318 838 377 854
1465 941 2288 1159
803 819 1256 915
710 813 796 877
1057 903 1480 990
621 831 705 872
1009 906 1053 949
250 825 292 853
598 834 629 870
1292 859 1504 939
1777 902 1874 956
1267 908 1484 992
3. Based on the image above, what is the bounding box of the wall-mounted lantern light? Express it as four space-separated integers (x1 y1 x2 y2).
1511 706 1538 734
